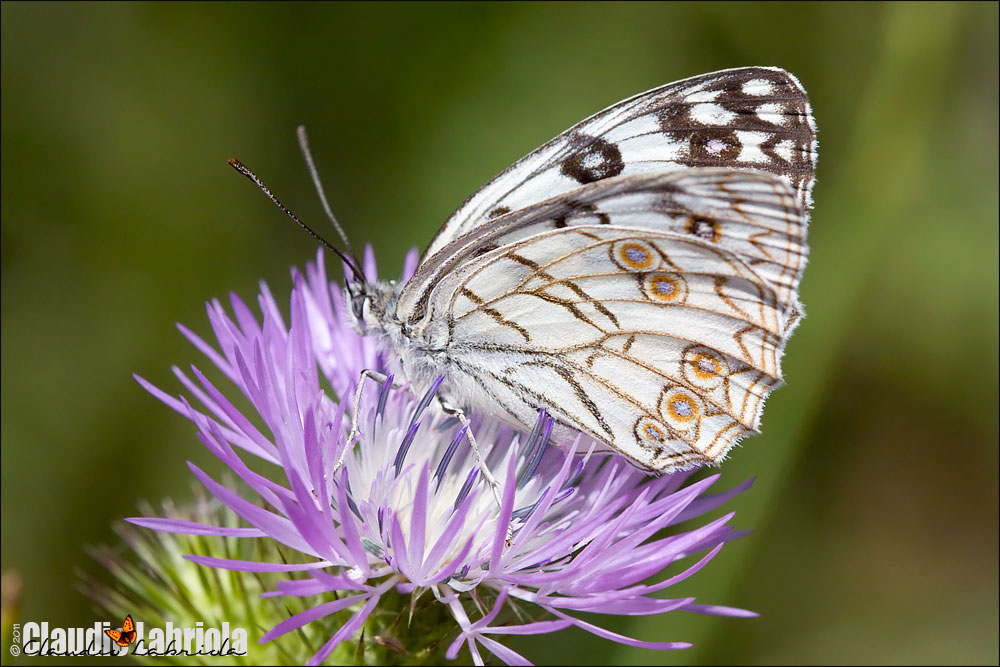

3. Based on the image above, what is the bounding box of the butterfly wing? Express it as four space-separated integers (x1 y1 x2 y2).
106 628 129 647
121 615 136 644
422 66 816 261
402 169 805 471
400 168 806 329
106 615 136 647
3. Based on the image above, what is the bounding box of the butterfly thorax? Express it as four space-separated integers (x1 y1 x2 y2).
345 279 454 395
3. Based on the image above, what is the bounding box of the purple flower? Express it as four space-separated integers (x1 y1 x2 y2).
132 248 755 665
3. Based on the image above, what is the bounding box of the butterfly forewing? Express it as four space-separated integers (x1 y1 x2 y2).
423 66 816 261
401 169 806 334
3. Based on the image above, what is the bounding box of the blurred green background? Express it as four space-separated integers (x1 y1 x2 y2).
2 2 997 665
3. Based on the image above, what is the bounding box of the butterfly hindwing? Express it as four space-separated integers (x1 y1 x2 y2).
444 228 779 470
423 66 816 261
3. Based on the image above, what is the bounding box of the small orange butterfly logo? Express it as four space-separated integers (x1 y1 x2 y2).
105 614 137 648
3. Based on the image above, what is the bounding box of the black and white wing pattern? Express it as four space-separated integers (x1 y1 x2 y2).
399 169 807 471
422 66 817 261
391 67 816 472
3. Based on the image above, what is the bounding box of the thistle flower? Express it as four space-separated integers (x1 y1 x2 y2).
131 248 755 665
84 488 333 665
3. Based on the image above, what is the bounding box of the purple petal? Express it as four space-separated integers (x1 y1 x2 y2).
302 407 330 513
489 455 519 571
362 244 377 282
307 593 382 666
124 517 263 537
480 619 574 636
683 603 759 618
477 635 531 666
546 608 692 650
643 543 726 594
262 578 334 598
422 487 476 577
229 291 262 341
470 588 509 630
260 593 369 642
336 469 371 577
673 477 755 525
187 463 316 555
409 464 430 575
402 247 419 280
257 278 287 333
264 572 381 597
541 595 695 616
184 555 331 572
175 322 235 382
388 512 412 578
425 529 479 585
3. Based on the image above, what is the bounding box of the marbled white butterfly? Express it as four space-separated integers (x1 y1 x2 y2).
237 66 817 476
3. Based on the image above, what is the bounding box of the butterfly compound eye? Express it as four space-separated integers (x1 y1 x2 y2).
351 293 368 321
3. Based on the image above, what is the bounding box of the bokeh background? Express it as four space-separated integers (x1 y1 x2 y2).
2 2 997 665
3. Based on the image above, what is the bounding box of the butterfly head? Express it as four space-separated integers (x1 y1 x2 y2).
344 277 398 336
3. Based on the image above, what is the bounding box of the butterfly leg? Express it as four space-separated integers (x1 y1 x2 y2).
332 369 407 477
438 399 507 514
441 400 515 546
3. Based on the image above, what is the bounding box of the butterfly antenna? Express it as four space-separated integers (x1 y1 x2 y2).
228 158 365 282
296 125 359 262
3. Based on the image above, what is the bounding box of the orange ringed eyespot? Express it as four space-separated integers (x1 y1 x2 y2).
646 273 684 302
692 353 720 378
644 423 665 442
620 243 653 269
667 395 698 422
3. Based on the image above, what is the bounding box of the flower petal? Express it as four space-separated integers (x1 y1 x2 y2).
124 517 264 537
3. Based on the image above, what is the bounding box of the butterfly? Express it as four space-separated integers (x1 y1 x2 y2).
106 614 136 648
236 66 816 474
